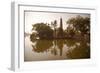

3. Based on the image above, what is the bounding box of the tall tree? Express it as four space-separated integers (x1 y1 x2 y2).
67 15 90 36
51 20 57 38
31 23 53 39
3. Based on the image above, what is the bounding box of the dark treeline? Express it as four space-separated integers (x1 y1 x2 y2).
30 15 90 42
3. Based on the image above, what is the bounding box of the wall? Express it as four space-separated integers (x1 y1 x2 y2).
0 0 100 73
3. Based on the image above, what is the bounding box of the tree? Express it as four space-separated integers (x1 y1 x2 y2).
67 15 90 37
31 23 53 39
51 20 57 38
30 32 38 42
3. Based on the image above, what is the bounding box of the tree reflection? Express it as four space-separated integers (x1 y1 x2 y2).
32 40 53 53
31 39 90 59
66 41 90 59
65 39 76 47
51 40 58 56
50 40 65 56
56 40 64 56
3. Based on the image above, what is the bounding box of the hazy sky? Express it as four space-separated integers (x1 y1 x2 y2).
25 11 90 33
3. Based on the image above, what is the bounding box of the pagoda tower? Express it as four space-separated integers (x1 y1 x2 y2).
60 18 63 30
58 17 63 38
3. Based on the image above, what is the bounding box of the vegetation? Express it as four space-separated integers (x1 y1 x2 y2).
30 15 90 41
67 15 90 38
51 20 57 38
31 23 53 39
25 15 90 61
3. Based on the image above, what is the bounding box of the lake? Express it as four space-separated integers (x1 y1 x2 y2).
24 35 90 61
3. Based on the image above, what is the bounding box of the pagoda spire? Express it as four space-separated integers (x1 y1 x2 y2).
57 17 63 38
60 17 63 29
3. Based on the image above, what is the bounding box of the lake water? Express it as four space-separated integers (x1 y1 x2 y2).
24 35 90 61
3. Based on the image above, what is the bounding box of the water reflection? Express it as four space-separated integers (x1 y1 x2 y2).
66 41 90 59
32 40 53 53
30 38 90 60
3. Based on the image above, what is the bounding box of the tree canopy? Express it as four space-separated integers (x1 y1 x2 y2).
67 15 90 36
32 23 53 39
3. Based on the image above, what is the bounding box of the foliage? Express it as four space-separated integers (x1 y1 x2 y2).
32 23 53 39
30 32 38 42
51 20 57 38
67 15 90 36
51 20 57 30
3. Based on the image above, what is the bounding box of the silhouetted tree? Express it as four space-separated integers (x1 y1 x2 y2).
31 23 53 39
51 20 57 38
67 15 90 37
